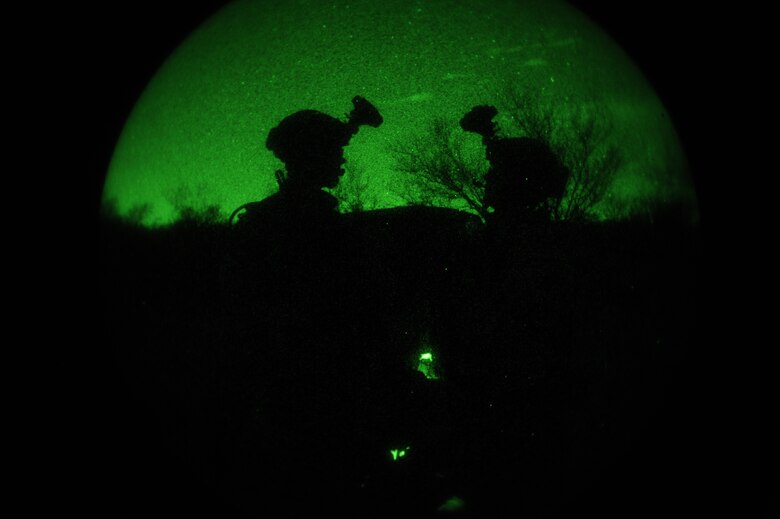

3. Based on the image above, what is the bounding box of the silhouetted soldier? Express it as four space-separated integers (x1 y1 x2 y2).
222 95 384 361
457 105 574 509
457 103 571 383
225 97 380 285
457 104 570 339
460 105 569 227
219 97 383 506
230 96 382 239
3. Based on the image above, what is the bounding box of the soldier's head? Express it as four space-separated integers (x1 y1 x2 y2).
460 105 499 139
266 96 383 191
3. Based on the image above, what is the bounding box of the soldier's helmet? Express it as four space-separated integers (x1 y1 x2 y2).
459 105 499 138
266 96 383 169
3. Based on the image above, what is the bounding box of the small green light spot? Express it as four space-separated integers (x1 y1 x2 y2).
417 351 439 380
390 446 411 461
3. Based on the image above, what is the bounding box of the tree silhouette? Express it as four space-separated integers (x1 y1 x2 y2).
502 87 621 221
329 159 377 213
390 117 489 220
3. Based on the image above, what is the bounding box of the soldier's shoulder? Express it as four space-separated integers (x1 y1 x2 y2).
231 195 284 225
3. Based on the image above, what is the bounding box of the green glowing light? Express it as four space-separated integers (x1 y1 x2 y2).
103 0 695 227
389 446 410 461
417 351 439 380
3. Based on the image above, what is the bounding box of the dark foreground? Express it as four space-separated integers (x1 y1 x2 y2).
97 205 702 517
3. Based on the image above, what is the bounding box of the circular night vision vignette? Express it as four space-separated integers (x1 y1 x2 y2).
99 0 701 516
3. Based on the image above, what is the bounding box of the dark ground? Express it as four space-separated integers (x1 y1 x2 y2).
97 206 704 517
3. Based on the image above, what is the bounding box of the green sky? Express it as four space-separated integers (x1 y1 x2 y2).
103 0 696 225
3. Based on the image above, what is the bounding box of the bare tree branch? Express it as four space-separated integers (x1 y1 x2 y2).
330 159 378 213
389 117 489 220
502 88 622 222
